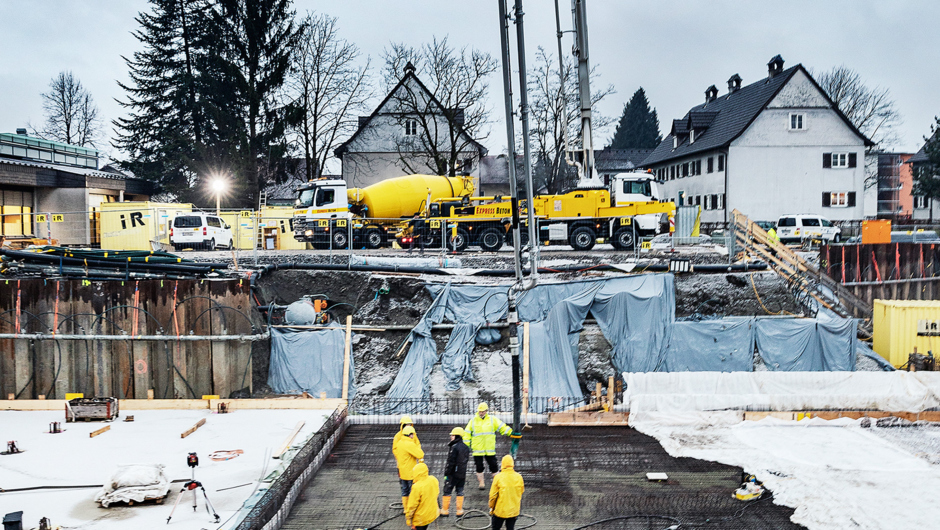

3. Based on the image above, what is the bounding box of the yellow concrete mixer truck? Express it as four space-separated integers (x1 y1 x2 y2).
292 174 475 249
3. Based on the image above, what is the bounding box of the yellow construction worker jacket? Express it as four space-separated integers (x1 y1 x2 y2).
406 463 440 527
394 435 425 481
392 425 421 457
489 458 524 518
463 414 512 456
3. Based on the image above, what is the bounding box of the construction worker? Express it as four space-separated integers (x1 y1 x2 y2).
405 462 440 530
393 415 421 456
463 402 513 490
441 426 470 516
395 426 424 513
488 455 524 530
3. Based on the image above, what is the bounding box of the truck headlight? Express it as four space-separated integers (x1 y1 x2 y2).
305 230 313 236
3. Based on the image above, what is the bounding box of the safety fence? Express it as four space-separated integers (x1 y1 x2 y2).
234 405 348 530
349 395 619 417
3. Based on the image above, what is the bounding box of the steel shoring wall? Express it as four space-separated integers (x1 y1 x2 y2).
277 424 802 530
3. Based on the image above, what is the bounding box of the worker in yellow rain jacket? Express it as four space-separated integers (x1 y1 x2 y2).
463 402 513 489
392 415 421 457
405 462 440 530
394 426 424 512
488 455 524 530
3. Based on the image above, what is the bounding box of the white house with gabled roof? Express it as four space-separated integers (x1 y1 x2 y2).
642 55 875 227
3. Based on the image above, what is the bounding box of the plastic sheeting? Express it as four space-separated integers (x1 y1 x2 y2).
268 327 356 399
623 371 940 416
755 317 856 371
664 318 754 372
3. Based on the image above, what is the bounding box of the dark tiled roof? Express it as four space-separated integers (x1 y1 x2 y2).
595 148 653 172
909 131 937 164
643 64 873 166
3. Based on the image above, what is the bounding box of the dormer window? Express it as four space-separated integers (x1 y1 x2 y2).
789 113 805 130
690 129 695 143
405 119 418 136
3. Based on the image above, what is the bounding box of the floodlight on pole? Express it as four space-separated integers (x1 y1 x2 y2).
211 179 227 216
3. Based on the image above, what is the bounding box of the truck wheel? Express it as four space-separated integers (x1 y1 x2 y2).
506 228 530 246
228 239 234 249
611 228 636 251
331 228 349 249
478 228 504 252
449 227 470 252
569 226 596 251
364 228 384 249
208 238 216 251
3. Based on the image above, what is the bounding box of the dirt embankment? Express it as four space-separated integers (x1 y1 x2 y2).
251 268 810 400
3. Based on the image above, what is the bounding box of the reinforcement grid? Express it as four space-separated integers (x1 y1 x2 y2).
350 396 594 416
235 406 348 530
280 424 803 530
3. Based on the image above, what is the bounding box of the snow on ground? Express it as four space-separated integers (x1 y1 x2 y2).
0 409 331 530
631 412 940 529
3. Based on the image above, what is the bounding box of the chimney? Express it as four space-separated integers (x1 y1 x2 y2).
767 55 784 78
705 85 718 104
15 128 27 135
727 74 742 94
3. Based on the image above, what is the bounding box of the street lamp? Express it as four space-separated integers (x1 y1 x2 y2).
211 179 227 216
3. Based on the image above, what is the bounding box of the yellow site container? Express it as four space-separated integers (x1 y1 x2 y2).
99 202 193 251
219 211 256 250
259 206 305 250
872 300 940 367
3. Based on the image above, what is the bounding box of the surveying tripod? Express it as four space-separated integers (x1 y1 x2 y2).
166 453 220 524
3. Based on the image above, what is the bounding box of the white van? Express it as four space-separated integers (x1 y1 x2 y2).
170 213 233 251
776 214 841 244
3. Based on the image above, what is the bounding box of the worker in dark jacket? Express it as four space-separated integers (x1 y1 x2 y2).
441 427 470 516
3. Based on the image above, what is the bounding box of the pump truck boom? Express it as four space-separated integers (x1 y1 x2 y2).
292 174 475 249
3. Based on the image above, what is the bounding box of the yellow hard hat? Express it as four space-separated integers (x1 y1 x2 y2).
478 402 489 412
400 415 414 424
402 426 416 436
450 427 465 436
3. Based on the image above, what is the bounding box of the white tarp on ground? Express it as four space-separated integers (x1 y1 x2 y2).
630 413 940 529
624 372 940 416
94 464 170 507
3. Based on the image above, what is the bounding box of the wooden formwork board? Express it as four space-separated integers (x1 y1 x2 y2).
547 411 630 426
1 398 345 411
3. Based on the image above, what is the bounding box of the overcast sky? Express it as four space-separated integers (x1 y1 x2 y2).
0 0 937 165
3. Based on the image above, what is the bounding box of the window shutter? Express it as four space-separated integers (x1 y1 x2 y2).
823 153 831 168
848 192 856 207
822 192 831 207
848 153 857 168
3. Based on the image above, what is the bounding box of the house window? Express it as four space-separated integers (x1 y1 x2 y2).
789 113 805 130
694 160 702 175
678 191 685 206
694 195 701 206
671 166 676 180
718 194 725 210
717 155 725 171
682 163 689 177
914 196 929 209
707 157 714 173
704 195 711 210
822 191 856 207
405 119 418 136
823 152 857 168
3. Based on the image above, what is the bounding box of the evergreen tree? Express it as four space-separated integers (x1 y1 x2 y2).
113 0 213 200
210 0 302 207
607 88 661 149
912 117 940 222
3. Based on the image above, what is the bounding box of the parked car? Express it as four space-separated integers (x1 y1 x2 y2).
170 213 233 251
776 214 841 244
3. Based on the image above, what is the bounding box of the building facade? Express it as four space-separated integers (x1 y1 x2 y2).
909 132 940 221
0 130 155 245
641 56 874 227
334 63 486 188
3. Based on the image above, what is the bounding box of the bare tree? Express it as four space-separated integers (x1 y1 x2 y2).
381 37 496 176
35 71 101 147
527 47 614 193
285 12 372 181
814 65 902 148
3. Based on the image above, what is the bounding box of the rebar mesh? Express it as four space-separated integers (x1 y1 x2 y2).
280 424 803 530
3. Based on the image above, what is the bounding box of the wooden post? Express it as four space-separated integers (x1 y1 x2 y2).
341 315 352 402
522 322 530 417
273 421 305 459
211 340 229 400
147 388 154 400
181 418 206 438
608 375 615 408
90 425 110 438
595 382 602 403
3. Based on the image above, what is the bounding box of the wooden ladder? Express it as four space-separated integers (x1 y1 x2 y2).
730 209 872 334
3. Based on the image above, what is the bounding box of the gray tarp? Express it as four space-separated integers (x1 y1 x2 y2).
755 317 857 371
664 319 755 372
268 327 355 399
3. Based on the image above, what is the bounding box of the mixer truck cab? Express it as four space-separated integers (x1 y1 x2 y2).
293 178 357 249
